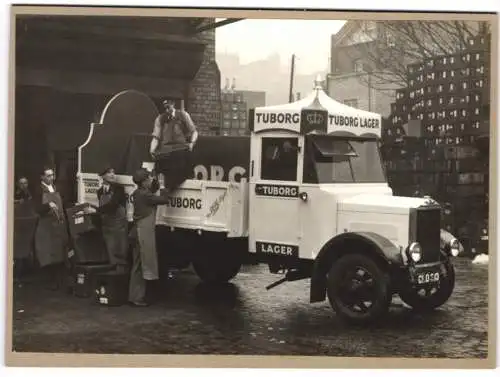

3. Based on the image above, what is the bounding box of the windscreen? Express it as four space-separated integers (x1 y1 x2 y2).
303 135 386 184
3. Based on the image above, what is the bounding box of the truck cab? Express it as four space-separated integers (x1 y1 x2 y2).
244 79 459 323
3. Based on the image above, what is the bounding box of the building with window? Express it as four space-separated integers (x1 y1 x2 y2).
327 21 401 117
327 20 483 117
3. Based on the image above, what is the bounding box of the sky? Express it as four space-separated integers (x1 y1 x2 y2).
215 18 347 75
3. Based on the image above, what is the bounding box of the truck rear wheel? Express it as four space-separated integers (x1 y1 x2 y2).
192 247 242 284
398 261 455 311
327 253 391 325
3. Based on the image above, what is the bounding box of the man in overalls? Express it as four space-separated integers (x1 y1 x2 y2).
128 168 170 306
149 99 198 192
95 166 129 273
33 167 69 290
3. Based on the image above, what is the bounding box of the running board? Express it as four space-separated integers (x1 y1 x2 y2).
265 270 311 290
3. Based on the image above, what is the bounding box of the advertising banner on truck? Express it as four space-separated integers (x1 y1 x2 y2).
250 85 382 138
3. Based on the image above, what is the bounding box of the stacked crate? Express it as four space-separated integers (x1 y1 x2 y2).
220 91 249 136
383 33 490 245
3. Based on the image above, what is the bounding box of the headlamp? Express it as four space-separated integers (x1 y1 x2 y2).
449 238 460 257
408 242 422 263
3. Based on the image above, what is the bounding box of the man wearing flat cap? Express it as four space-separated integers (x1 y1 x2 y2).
87 165 129 272
150 99 198 192
128 168 170 306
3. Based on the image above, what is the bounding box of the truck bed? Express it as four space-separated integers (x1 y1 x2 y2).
155 179 249 238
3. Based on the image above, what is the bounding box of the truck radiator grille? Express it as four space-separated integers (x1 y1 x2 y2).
413 207 442 263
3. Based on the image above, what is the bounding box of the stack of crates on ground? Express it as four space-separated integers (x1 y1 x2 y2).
220 90 249 136
383 33 491 252
65 204 116 299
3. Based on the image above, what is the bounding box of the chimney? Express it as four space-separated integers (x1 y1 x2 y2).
231 78 236 91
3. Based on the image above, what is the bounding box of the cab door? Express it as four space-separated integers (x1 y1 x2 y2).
248 134 303 260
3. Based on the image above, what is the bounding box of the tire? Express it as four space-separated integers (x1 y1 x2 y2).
327 253 392 325
192 248 242 284
398 261 455 311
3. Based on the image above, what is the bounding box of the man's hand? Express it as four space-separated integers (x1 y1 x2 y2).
48 202 58 210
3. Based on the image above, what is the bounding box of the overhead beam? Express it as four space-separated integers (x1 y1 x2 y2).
193 18 244 33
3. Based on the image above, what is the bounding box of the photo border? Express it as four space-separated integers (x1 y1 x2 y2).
4 4 498 369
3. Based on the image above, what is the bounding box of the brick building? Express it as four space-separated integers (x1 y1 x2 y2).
15 15 221 203
327 21 400 117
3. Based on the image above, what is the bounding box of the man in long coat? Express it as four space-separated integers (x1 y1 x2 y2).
128 168 170 306
33 166 69 290
94 166 129 273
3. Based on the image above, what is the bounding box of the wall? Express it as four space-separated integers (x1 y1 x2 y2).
14 16 220 203
189 18 221 134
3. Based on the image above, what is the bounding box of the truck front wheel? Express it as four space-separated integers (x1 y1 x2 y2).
192 248 243 284
398 261 455 311
327 253 392 325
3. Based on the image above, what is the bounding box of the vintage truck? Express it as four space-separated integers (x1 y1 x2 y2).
76 81 461 324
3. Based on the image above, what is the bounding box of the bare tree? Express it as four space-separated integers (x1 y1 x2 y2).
343 20 489 90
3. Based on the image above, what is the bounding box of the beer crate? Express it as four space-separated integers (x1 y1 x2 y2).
73 263 116 298
428 145 446 160
467 34 491 52
447 53 467 69
393 185 421 197
94 270 130 307
462 120 487 136
456 145 481 159
469 50 488 66
469 77 487 91
448 184 486 197
434 160 453 173
387 172 412 187
407 63 424 79
452 158 484 172
395 88 409 104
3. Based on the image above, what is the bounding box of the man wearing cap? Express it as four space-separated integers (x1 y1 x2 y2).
33 166 69 290
149 99 198 191
87 166 129 273
128 168 170 306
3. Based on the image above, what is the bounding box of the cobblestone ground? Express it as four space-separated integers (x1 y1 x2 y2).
11 258 488 358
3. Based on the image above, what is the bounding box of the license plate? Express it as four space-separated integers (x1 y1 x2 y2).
416 271 440 284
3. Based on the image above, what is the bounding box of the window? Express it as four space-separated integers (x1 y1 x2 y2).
261 137 298 181
353 59 364 72
303 136 386 184
343 99 358 108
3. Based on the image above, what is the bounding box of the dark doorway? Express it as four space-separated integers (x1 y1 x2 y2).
54 149 78 207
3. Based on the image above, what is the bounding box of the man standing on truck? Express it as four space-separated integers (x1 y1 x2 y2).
149 99 198 192
128 168 171 306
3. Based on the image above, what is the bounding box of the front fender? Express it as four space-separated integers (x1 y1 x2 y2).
310 231 403 303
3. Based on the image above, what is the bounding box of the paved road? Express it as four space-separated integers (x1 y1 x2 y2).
12 258 488 358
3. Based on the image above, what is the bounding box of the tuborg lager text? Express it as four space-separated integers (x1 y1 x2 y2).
255 112 379 129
